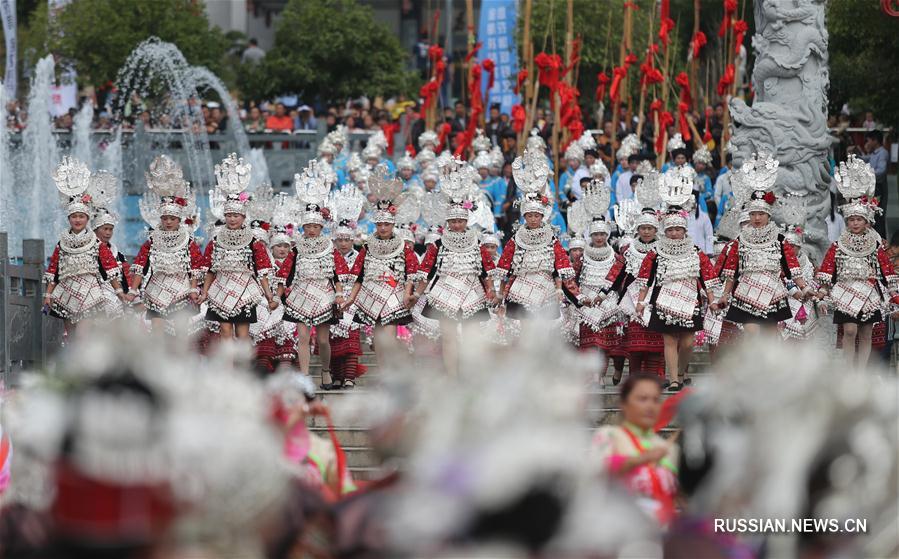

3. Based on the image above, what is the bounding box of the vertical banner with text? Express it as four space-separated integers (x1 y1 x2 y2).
0 0 16 99
477 0 519 115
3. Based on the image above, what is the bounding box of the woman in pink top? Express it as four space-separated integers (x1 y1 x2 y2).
591 373 679 526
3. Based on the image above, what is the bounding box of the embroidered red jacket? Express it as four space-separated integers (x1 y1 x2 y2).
816 241 899 305
418 241 496 279
202 238 273 277
349 242 419 284
276 248 351 285
132 238 205 276
46 241 120 282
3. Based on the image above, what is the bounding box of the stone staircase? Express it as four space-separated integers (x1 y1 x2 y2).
307 348 714 481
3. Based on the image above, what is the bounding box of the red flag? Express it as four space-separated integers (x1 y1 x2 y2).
653 388 693 432
703 106 713 143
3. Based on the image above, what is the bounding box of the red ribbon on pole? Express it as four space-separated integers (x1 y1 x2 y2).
719 0 737 38
511 104 526 133
732 20 749 54
464 41 482 62
595 72 611 101
640 63 664 87
468 64 483 113
703 105 713 143
381 123 399 156
717 63 735 96
437 122 452 152
609 66 628 103
419 79 439 110
691 31 707 59
658 17 675 48
656 111 674 154
677 102 692 142
514 69 528 95
482 58 496 90
675 71 692 107
563 37 582 77
660 0 670 20
428 44 444 62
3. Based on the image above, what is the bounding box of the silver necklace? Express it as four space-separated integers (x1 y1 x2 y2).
216 226 254 250
515 224 553 250
837 229 878 258
441 229 478 252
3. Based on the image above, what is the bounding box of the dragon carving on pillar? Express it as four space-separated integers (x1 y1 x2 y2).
729 0 831 261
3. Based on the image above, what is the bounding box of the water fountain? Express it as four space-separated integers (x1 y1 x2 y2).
20 56 61 246
3 38 277 256
71 102 94 168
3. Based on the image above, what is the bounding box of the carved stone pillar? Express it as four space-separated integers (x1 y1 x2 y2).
729 0 831 261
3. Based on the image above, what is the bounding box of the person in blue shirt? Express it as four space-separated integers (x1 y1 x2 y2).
475 151 505 224
660 133 687 173
396 154 423 194
559 142 591 200
692 146 716 224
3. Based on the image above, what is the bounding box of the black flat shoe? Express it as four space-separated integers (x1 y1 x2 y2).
343 379 356 389
320 372 338 391
661 380 671 390
668 381 683 392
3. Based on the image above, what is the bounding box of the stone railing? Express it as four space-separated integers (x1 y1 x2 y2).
0 233 63 382
7 128 379 192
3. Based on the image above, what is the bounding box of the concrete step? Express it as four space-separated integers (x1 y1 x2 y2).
309 427 371 447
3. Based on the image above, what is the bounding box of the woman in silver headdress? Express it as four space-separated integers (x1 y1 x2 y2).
43 157 127 332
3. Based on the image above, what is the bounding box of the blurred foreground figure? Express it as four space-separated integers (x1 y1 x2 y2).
0 323 288 558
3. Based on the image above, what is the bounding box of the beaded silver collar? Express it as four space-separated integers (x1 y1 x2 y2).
296 235 332 258
367 235 405 258
216 226 254 250
585 245 614 262
150 227 190 252
441 229 479 253
631 238 656 254
656 236 696 259
837 229 879 258
514 224 553 250
738 223 779 248
59 229 98 254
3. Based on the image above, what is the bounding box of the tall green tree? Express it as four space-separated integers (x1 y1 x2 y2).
22 0 228 87
245 0 416 102
828 0 899 129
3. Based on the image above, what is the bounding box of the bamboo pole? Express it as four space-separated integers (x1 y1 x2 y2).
609 1 631 146
462 0 475 108
719 0 737 167
636 4 656 137
657 22 673 169
690 0 700 112
519 0 534 152
553 0 574 193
